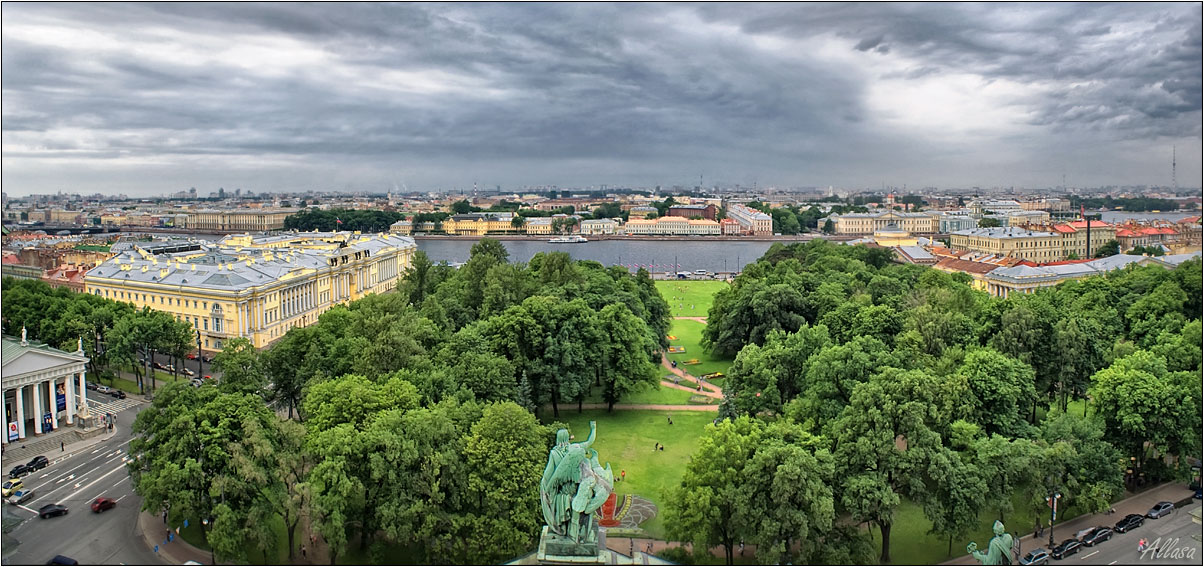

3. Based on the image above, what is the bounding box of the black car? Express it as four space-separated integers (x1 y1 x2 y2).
9 464 32 478
1051 538 1082 560
27 455 49 471
1019 548 1051 566
1080 526 1113 546
86 382 98 391
47 556 78 565
109 389 126 399
38 504 68 519
1114 513 1145 533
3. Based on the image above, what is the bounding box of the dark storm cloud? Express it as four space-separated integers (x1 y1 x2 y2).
1 2 1200 195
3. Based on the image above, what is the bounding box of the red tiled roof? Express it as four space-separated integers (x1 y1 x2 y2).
1068 220 1111 229
1051 224 1077 233
934 257 1000 274
1037 258 1095 266
2 253 20 265
1116 228 1138 237
1177 216 1200 224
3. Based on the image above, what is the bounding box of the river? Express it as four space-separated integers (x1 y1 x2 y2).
415 239 779 273
1097 211 1197 223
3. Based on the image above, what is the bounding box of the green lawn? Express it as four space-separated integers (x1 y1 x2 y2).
655 280 728 318
665 319 733 378
547 410 715 539
564 379 712 406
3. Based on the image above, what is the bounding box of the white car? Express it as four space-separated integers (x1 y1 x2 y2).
95 385 112 394
183 368 196 376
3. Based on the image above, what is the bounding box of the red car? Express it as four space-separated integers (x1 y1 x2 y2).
186 353 198 360
90 497 117 513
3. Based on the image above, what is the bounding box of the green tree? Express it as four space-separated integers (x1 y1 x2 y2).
734 423 836 564
1089 350 1202 461
922 448 987 557
212 337 266 395
1093 239 1120 258
451 200 476 214
834 368 948 564
821 219 835 234
978 218 1001 228
955 348 1037 438
596 304 659 411
457 402 548 562
663 417 762 565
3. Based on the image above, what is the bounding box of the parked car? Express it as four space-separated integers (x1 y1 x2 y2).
9 489 36 505
186 353 198 360
86 382 98 391
165 364 175 373
1019 548 1051 566
1114 513 1145 533
90 497 117 513
1147 501 1175 518
27 456 49 472
95 385 112 394
38 503 68 518
1080 526 1113 546
190 378 203 388
2 479 23 497
203 375 213 380
183 368 196 376
152 362 166 370
9 464 31 479
47 555 78 565
1050 539 1082 560
109 389 126 399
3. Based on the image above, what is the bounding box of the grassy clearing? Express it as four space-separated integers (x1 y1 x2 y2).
546 410 715 540
665 319 733 378
655 280 727 318
565 380 710 406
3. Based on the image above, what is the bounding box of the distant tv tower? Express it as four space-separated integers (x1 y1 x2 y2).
1172 146 1177 190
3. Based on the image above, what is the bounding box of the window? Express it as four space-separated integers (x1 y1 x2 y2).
204 320 208 330
215 340 222 349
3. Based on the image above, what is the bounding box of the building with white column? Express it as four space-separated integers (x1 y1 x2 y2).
2 332 90 445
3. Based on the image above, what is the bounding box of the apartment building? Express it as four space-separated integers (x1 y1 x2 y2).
725 203 773 235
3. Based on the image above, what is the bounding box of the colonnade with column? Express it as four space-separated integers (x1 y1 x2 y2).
1 370 88 445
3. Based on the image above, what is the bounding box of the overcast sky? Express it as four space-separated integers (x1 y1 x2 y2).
2 2 1201 196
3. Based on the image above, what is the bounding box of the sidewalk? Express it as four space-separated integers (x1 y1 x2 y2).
942 482 1197 565
138 509 215 565
1 423 114 466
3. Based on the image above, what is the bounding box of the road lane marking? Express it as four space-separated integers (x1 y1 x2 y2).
1082 550 1098 559
59 463 127 503
116 494 128 503
92 448 103 454
16 504 37 513
110 478 126 489
31 455 124 501
1108 561 1117 565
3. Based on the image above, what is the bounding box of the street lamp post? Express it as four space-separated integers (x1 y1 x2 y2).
1047 491 1062 548
196 331 203 377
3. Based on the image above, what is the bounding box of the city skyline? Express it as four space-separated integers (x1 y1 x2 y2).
2 2 1201 197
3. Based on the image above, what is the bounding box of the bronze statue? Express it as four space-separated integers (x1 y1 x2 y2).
540 421 613 545
968 520 1015 565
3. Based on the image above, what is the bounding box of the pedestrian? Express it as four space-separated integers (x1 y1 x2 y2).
740 540 745 556
659 444 664 451
61 441 65 452
310 534 316 547
302 545 307 558
621 470 626 481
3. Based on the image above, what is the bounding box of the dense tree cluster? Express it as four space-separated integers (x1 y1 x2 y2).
118 239 671 563
1071 196 1183 212
284 208 405 232
1 278 195 391
667 240 1201 563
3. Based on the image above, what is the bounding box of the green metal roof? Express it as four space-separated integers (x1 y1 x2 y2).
1 335 84 364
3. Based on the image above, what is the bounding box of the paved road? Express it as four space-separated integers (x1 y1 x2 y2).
1014 503 1202 566
2 407 162 566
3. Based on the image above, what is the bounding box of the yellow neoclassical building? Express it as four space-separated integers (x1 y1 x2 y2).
184 209 297 231
84 232 416 352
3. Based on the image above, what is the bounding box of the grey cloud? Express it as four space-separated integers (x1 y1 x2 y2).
1 2 1200 195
